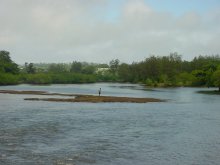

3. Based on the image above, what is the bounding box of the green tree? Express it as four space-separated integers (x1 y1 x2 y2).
82 65 96 74
0 73 19 85
109 59 120 75
144 56 161 81
25 62 36 74
0 50 19 74
176 72 194 86
48 63 67 73
0 50 11 62
191 55 220 71
212 69 220 91
70 61 82 73
191 70 206 86
118 63 132 82
204 64 217 87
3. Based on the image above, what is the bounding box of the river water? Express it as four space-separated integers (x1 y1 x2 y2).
0 83 220 165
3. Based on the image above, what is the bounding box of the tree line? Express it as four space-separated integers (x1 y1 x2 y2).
118 53 220 89
0 50 220 91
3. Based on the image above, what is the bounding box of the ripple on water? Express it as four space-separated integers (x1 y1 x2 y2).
0 84 220 165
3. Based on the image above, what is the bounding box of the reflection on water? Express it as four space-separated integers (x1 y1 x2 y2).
0 83 220 165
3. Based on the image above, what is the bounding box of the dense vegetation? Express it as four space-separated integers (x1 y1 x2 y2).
118 53 220 90
0 50 220 91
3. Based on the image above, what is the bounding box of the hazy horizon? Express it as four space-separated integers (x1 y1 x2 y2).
1 0 220 64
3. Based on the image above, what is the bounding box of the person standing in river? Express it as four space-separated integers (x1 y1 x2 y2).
98 88 101 96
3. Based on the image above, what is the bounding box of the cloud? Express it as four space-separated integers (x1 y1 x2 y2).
0 0 220 63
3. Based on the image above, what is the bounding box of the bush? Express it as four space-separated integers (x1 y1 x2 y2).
25 74 52 84
145 78 154 86
0 73 19 85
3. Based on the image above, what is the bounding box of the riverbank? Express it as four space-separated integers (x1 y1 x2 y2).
0 90 164 103
197 90 220 95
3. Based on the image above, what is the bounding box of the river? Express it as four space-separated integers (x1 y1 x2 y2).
0 83 220 165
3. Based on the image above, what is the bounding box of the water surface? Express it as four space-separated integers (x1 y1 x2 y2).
0 83 220 165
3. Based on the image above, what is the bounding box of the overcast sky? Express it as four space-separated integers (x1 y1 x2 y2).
0 0 220 64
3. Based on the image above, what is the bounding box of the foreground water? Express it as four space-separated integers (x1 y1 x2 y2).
0 83 220 165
